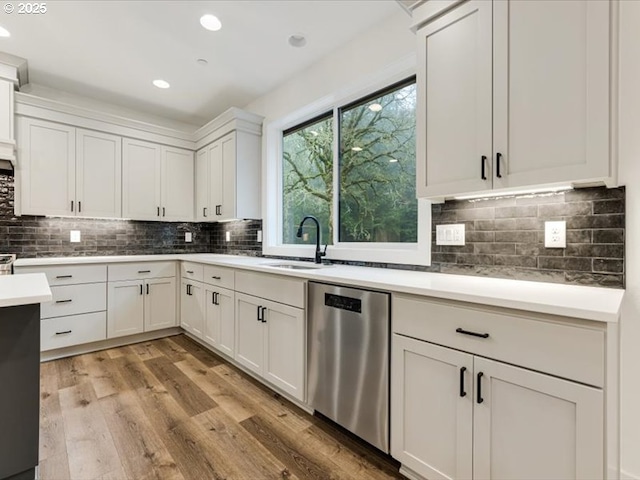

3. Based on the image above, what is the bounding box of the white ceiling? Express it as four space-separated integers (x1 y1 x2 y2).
0 1 401 127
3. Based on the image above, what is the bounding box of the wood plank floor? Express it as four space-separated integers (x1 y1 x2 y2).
39 334 403 480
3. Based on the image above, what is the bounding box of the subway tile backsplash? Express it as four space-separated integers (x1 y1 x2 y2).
0 173 625 288
430 187 625 288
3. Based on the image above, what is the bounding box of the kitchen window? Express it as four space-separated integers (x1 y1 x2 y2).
265 74 430 266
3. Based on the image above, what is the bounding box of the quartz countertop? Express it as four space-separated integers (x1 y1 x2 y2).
14 254 625 323
0 273 52 308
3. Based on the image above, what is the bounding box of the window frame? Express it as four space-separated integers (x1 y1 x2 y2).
263 62 431 266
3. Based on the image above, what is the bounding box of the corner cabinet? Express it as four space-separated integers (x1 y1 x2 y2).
391 294 610 480
122 139 194 221
416 0 614 199
18 117 122 218
195 130 261 222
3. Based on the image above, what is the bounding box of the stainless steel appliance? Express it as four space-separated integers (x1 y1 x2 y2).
307 282 390 452
0 254 15 275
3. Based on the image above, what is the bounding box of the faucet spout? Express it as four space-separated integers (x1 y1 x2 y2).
296 215 327 264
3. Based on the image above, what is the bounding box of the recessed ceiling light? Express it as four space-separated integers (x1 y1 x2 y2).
196 58 208 66
0 26 10 38
288 34 307 48
351 147 363 152
153 79 170 89
389 158 398 163
368 103 382 112
200 14 222 31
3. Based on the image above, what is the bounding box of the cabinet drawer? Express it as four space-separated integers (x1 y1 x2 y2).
181 262 204 282
235 270 305 309
15 264 107 286
41 283 107 319
108 262 176 281
41 312 107 351
203 265 234 290
393 294 605 388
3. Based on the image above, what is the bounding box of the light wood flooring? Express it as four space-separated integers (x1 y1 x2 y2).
39 334 403 480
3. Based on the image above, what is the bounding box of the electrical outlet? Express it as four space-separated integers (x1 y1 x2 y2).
436 224 465 246
256 230 262 243
544 221 566 248
185 232 192 243
70 230 81 243
225 231 231 242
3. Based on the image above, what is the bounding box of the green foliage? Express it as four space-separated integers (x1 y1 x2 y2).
282 81 417 246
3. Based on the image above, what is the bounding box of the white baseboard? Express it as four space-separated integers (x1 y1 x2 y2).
621 469 640 480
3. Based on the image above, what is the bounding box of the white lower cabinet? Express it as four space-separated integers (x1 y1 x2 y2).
108 275 177 339
203 286 235 357
180 280 204 339
391 295 606 480
235 292 305 401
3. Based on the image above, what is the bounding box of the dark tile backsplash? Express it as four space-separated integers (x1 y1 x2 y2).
429 187 625 288
0 173 625 288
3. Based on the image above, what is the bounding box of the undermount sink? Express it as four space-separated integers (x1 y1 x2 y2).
262 262 326 270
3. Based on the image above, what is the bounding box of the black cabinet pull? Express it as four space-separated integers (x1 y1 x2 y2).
157 206 160 217
261 306 267 323
162 207 166 217
146 283 150 295
55 330 72 335
481 156 487 180
215 292 220 305
186 284 191 296
78 201 82 212
216 205 222 216
56 275 72 279
477 372 484 404
460 367 467 397
257 305 263 322
71 200 74 212
186 270 194 274
496 152 503 178
55 299 72 304
211 275 221 280
456 328 490 339
203 207 207 217
140 284 143 295
138 270 151 274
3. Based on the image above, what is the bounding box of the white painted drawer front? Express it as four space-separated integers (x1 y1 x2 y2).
181 262 204 282
15 264 107 286
108 262 175 281
393 294 605 388
203 265 234 290
41 312 107 351
41 283 107 319
235 271 305 309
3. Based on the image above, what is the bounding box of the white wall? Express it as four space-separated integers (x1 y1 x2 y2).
618 1 640 478
243 10 415 121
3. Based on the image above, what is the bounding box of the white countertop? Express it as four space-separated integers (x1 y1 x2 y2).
0 273 52 308
14 254 625 323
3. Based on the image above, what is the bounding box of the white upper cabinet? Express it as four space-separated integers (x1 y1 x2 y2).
122 138 162 220
19 117 76 216
195 129 261 222
417 0 613 199
76 129 122 218
19 118 122 218
161 146 194 221
122 139 194 221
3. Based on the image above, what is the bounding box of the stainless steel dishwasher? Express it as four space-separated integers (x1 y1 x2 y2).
307 281 390 452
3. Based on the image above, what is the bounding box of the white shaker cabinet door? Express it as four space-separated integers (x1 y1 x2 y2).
161 146 194 221
416 0 493 198
391 334 474 480
19 117 76 216
76 129 122 218
473 356 604 480
492 0 611 189
219 132 237 221
107 280 144 339
204 286 235 357
122 138 162 221
262 299 305 401
195 147 210 221
234 292 264 375
144 277 177 332
181 280 204 339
